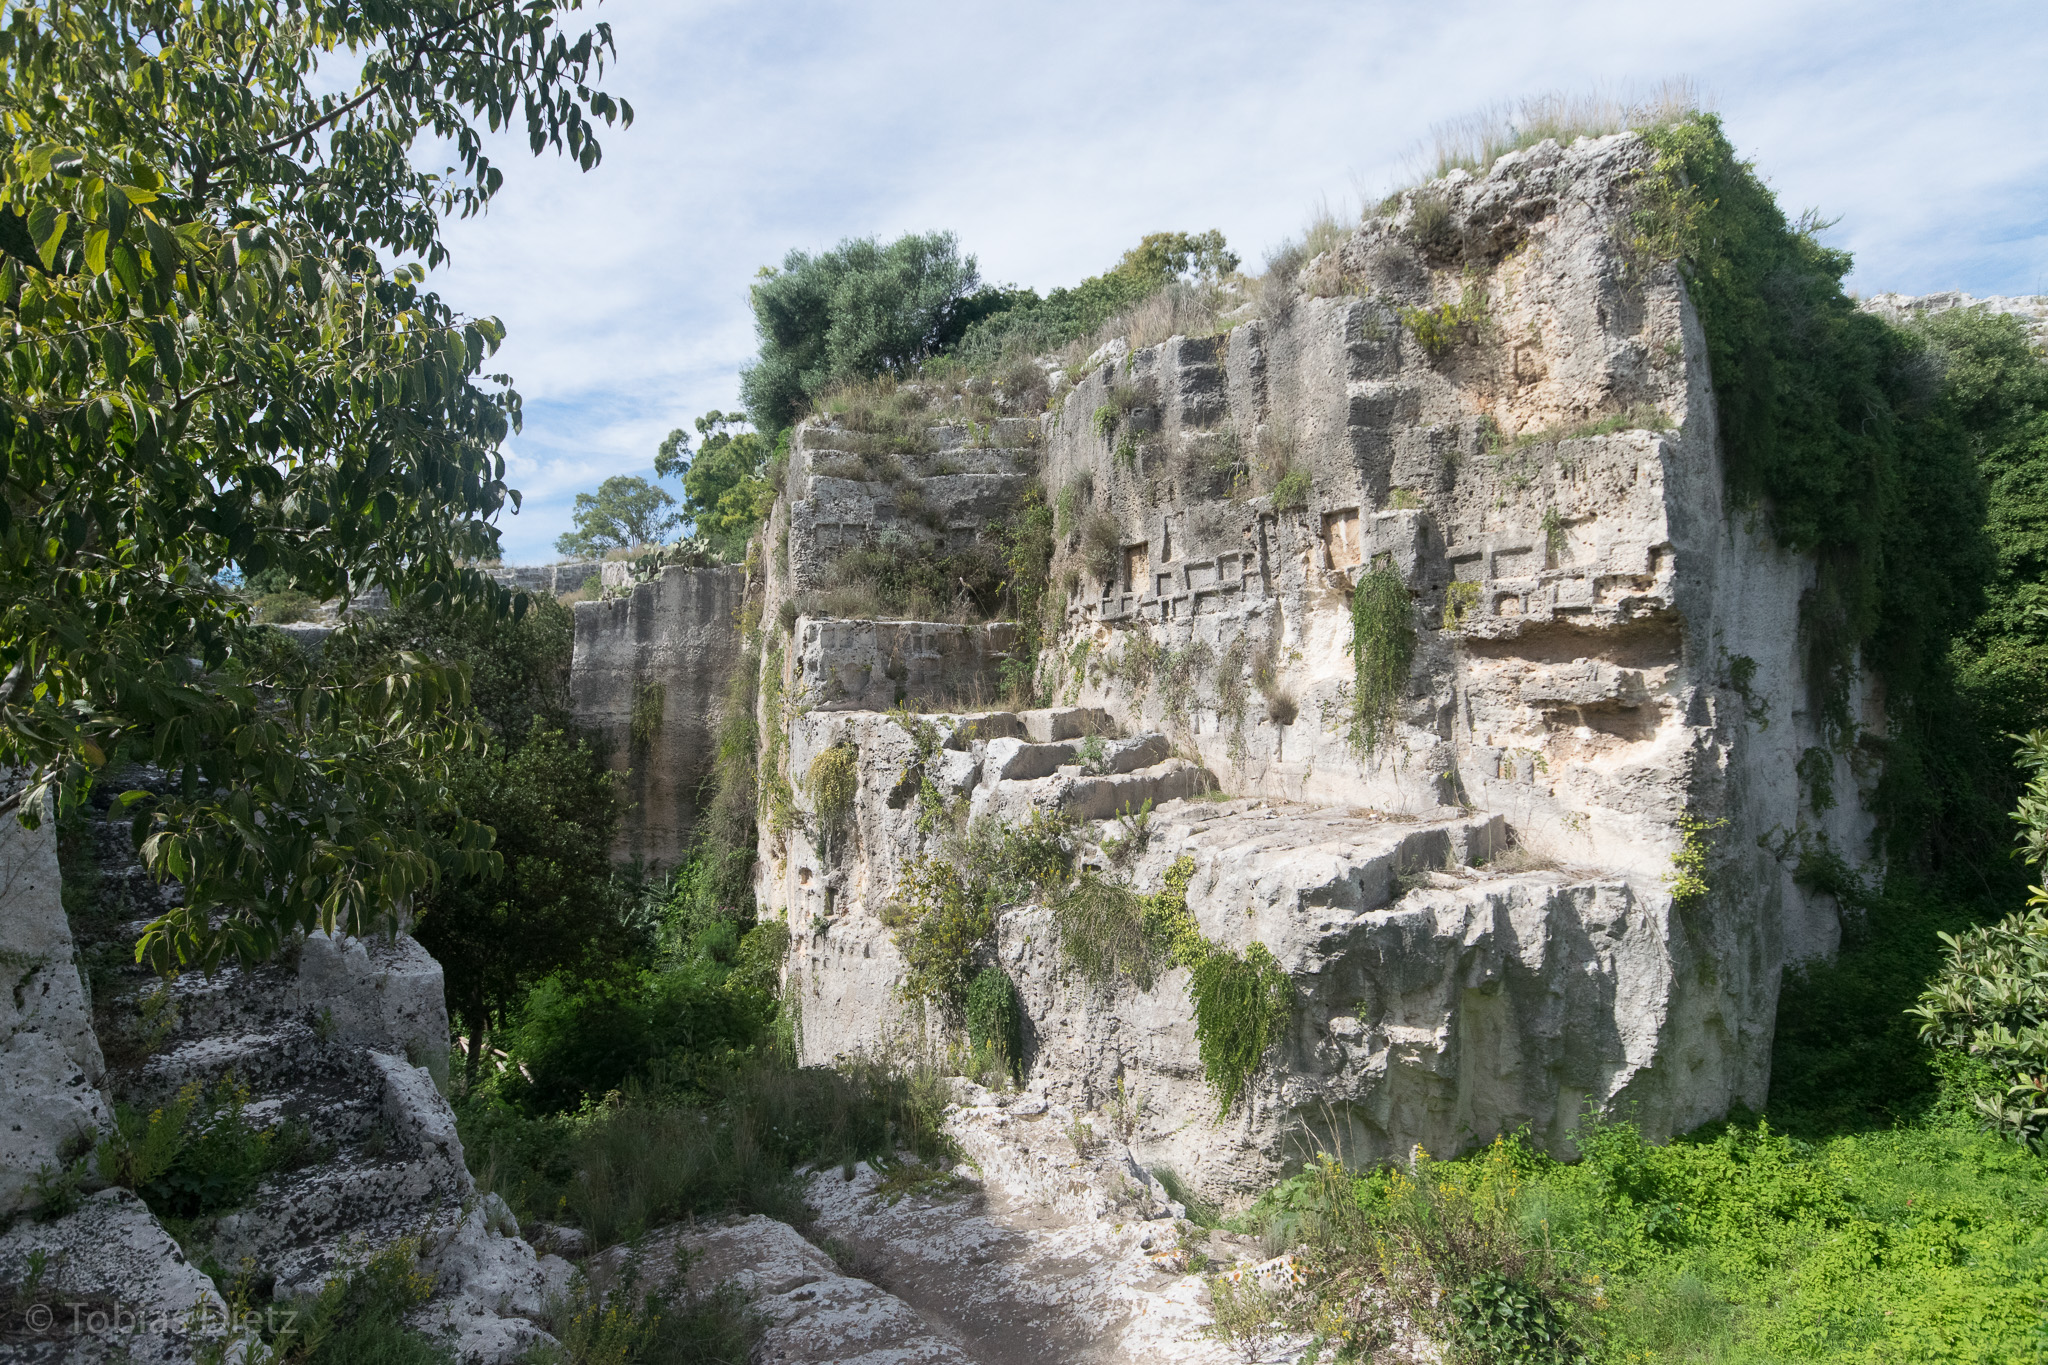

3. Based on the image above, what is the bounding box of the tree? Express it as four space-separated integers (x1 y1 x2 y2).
739 231 1004 433
554 474 677 556
653 410 774 557
418 719 624 1086
0 1 631 970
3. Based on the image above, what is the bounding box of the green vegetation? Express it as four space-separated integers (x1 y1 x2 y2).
95 1077 312 1221
528 1247 761 1365
739 231 1017 433
462 1058 956 1252
0 0 627 972
965 967 1023 1080
654 411 780 561
951 230 1238 373
1349 565 1418 755
887 811 1073 1013
1636 115 1993 857
1400 277 1491 355
555 475 681 557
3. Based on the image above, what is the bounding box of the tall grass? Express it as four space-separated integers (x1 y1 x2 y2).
1413 80 1705 183
461 1056 955 1251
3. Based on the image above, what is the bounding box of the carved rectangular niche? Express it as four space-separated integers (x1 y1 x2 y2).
1124 543 1149 592
1322 509 1363 568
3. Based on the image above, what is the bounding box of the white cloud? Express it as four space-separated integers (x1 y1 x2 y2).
417 0 2048 562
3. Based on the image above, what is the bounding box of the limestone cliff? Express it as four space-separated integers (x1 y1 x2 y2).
745 132 1882 1202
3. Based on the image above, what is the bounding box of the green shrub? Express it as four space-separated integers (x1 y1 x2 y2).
1188 944 1291 1118
253 589 318 624
96 1077 301 1219
461 1057 955 1250
964 968 1022 1077
1399 280 1490 355
1350 565 1417 755
1913 732 2048 1145
530 1247 761 1365
1050 872 1151 987
890 813 1074 1013
805 743 859 843
1270 466 1311 511
496 964 775 1114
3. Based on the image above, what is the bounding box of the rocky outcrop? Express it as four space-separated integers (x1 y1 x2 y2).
0 801 109 1218
570 563 749 865
749 131 1884 1203
0 787 568 1364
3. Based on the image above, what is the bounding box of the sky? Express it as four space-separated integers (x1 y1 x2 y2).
418 0 2048 563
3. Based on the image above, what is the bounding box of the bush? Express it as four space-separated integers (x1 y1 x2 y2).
461 1057 956 1250
740 232 1004 433
531 1250 761 1365
1050 872 1152 987
253 589 318 624
1350 565 1417 755
964 968 1022 1078
496 964 776 1115
96 1077 305 1219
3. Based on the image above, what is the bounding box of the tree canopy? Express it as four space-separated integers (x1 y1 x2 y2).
738 231 1018 433
554 473 677 556
653 410 775 557
0 0 629 969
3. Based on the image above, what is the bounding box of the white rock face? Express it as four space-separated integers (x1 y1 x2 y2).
10 791 565 1365
750 132 1883 1203
0 798 110 1217
0 1187 237 1364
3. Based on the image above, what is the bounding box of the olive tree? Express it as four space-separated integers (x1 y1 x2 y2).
0 0 630 970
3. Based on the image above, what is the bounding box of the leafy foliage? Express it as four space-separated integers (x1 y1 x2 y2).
950 230 1238 371
460 1055 957 1250
0 0 629 969
889 812 1073 1013
1912 731 2048 1145
554 474 678 557
1348 564 1417 755
740 231 1011 433
1635 116 1991 858
964 967 1022 1078
97 1076 308 1219
654 411 777 559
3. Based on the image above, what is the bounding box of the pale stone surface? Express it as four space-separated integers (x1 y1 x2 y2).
35 789 562 1365
0 1187 237 1364
791 616 1020 712
1863 290 2048 345
0 799 109 1216
749 131 1879 1202
570 564 748 865
587 1214 975 1364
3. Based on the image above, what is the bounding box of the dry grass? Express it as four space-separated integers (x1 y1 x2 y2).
1412 80 1705 184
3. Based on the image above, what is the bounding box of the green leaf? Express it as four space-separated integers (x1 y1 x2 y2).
84 228 108 274
27 205 67 269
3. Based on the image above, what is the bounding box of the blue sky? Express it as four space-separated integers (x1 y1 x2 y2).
421 0 2048 563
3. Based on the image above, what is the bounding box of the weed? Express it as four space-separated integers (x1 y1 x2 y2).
1065 1114 1101 1158
1080 513 1122 587
964 967 1022 1080
1400 276 1491 356
628 680 666 752
1270 467 1311 511
1050 872 1152 988
1102 800 1153 868
805 744 859 856
1388 486 1422 510
1663 815 1725 910
1350 567 1418 756
1442 580 1480 630
1108 1075 1146 1142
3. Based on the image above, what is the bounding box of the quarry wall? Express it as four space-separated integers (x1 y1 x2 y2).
745 131 1885 1200
570 563 748 866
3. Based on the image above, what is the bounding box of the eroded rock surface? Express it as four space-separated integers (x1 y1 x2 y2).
751 130 1881 1205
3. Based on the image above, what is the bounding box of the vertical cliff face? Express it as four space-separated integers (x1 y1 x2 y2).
570 565 749 866
741 131 1879 1201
